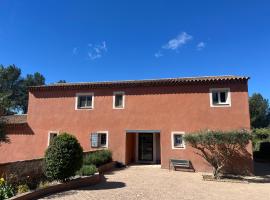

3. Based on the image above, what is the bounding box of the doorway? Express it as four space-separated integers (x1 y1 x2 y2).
138 133 153 162
125 131 161 165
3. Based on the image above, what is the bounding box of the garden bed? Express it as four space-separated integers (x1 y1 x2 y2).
8 161 116 200
9 173 101 200
202 174 249 184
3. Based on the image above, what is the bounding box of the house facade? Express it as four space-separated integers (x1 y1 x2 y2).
1 76 253 173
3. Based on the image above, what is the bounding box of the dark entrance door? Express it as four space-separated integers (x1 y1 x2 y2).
138 133 153 161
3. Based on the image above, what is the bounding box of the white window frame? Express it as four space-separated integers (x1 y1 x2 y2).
171 131 185 149
75 93 94 110
113 91 125 109
47 131 59 146
209 88 231 107
91 131 109 148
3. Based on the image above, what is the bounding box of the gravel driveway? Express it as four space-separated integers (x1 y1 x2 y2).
40 165 270 200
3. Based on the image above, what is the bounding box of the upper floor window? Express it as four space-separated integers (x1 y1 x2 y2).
91 131 108 148
76 93 94 110
171 132 185 149
210 88 231 107
113 92 125 109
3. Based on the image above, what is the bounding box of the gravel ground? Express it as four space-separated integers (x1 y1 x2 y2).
40 165 270 200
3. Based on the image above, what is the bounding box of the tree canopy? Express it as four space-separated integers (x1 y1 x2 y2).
184 130 251 178
249 93 270 128
57 80 66 83
0 65 45 114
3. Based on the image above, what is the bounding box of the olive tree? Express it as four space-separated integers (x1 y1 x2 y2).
184 130 251 178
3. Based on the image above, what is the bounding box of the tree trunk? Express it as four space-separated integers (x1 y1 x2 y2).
213 165 223 179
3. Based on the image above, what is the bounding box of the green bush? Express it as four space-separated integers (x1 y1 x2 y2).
76 165 97 176
44 133 83 182
17 184 29 194
84 150 112 167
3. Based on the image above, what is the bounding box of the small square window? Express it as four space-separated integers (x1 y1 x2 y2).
91 132 108 148
76 93 94 109
172 132 185 149
210 88 231 107
113 92 125 109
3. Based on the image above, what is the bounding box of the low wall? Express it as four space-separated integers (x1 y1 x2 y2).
10 173 101 200
0 150 97 179
0 158 43 179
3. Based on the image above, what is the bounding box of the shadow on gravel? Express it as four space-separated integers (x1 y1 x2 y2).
254 162 270 177
78 175 126 190
245 162 270 183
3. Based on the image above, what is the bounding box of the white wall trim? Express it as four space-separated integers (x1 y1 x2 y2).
171 131 186 150
113 91 125 109
96 131 109 148
47 131 59 146
209 88 231 107
75 92 94 110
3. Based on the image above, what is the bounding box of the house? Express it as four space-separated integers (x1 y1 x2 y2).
0 75 253 173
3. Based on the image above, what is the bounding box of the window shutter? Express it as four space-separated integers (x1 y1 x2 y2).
91 133 99 147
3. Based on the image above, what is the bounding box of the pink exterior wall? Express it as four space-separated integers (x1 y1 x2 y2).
0 81 252 173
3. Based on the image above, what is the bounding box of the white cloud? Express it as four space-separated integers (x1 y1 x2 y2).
87 41 107 60
162 32 193 50
154 51 163 58
197 42 206 50
72 47 78 55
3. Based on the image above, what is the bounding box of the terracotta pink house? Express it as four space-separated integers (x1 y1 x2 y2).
1 75 253 173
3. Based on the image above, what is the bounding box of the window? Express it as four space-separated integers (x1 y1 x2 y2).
76 93 94 109
48 131 58 146
210 88 231 107
171 132 185 149
113 92 125 109
91 131 108 148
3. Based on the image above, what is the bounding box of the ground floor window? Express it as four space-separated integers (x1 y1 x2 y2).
48 131 59 146
171 132 185 149
91 131 109 148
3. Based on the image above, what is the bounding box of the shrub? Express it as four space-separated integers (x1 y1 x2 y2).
44 133 83 182
84 150 112 167
0 178 15 200
76 165 97 176
252 128 270 152
184 130 251 178
17 184 29 194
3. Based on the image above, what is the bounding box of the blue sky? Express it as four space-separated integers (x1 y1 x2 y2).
0 0 269 99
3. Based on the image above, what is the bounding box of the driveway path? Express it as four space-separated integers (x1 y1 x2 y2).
40 165 270 200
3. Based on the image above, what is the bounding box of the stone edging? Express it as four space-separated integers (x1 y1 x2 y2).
9 173 101 200
202 175 249 184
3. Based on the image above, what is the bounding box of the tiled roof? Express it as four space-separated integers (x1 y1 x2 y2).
29 75 249 91
1 114 27 125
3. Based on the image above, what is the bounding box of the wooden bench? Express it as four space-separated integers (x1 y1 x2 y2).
169 159 195 172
